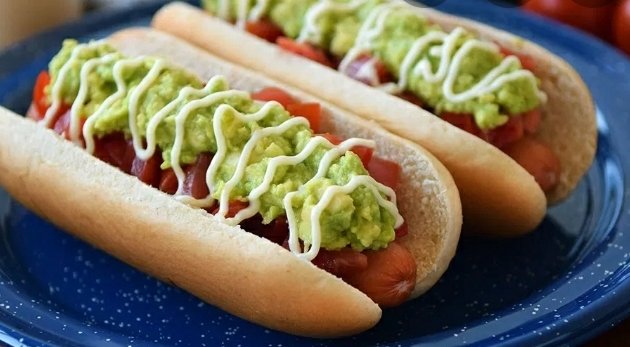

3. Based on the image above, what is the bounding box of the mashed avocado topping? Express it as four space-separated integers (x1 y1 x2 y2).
204 0 545 130
43 39 402 258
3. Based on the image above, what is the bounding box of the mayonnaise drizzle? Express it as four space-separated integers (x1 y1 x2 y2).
219 0 546 106
43 40 403 260
334 0 547 103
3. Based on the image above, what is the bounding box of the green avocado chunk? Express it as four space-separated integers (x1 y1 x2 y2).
203 0 543 130
46 39 397 251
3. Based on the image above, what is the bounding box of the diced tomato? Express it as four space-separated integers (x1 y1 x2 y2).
367 156 402 190
159 168 178 195
487 116 524 149
440 112 482 138
499 46 536 71
182 153 213 199
245 20 284 43
130 152 162 188
344 54 392 86
286 102 322 133
351 146 374 168
521 108 542 135
52 108 85 142
395 222 408 239
33 71 51 117
396 91 424 107
93 133 130 169
319 132 342 145
251 87 296 108
242 215 289 245
276 37 333 67
311 248 369 277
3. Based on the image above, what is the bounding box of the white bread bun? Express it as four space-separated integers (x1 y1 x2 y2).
152 2 596 236
0 28 461 337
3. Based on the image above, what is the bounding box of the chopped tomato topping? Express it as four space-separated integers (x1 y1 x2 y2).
395 222 408 239
210 200 249 218
440 112 483 138
286 102 322 133
319 132 342 145
344 54 392 86
131 152 162 188
351 146 374 168
242 215 289 245
245 20 284 43
396 91 424 108
487 116 524 149
276 37 333 67
367 156 402 190
93 133 131 170
182 153 214 199
159 169 178 195
52 108 85 143
311 248 369 277
251 87 296 108
33 71 51 117
499 46 536 71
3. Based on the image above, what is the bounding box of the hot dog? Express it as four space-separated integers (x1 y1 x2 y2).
152 0 597 236
0 28 462 337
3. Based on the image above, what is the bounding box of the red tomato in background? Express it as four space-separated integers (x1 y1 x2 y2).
522 0 617 40
613 0 630 55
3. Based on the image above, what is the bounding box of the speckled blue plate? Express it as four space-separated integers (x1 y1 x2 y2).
0 0 629 346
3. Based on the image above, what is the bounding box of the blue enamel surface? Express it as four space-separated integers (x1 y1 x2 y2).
0 0 629 346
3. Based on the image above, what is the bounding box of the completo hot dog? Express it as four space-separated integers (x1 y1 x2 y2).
0 28 462 337
152 0 597 236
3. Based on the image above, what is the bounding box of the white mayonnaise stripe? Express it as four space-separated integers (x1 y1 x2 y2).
48 40 403 261
128 59 166 156
297 0 366 44
334 0 545 105
217 117 309 221
285 175 403 261
232 136 376 224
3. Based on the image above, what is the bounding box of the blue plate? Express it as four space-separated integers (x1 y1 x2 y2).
1 1 629 346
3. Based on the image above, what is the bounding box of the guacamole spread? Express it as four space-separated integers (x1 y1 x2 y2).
44 39 399 254
203 0 544 130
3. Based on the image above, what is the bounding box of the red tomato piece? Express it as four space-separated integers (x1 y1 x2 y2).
311 248 369 277
499 46 536 71
159 168 178 195
351 146 374 168
93 133 129 169
613 0 630 55
521 108 542 135
522 0 616 40
487 116 525 149
243 216 289 245
319 132 343 145
276 37 333 67
367 156 402 190
33 71 51 117
251 87 296 108
286 102 322 133
245 20 284 43
396 91 424 107
52 108 85 142
440 112 482 138
395 222 409 239
131 151 162 188
344 54 393 86
182 153 214 199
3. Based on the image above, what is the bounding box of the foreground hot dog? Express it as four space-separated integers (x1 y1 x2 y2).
0 28 461 337
153 1 597 236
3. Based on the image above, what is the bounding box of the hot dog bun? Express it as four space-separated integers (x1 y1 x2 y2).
0 28 461 337
152 1 597 236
